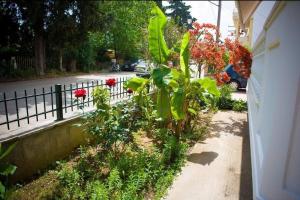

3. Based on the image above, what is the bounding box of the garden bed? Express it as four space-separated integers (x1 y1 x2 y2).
8 112 212 200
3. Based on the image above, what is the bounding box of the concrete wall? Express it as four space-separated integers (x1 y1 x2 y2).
248 2 300 199
2 116 90 182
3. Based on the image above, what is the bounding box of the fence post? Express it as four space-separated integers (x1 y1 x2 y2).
55 84 63 121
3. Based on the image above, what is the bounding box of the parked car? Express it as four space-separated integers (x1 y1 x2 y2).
135 60 153 78
225 64 247 90
121 59 138 71
134 60 152 73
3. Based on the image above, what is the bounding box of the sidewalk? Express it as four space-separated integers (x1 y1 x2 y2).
165 111 252 200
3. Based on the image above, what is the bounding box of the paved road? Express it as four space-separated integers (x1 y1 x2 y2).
0 72 135 140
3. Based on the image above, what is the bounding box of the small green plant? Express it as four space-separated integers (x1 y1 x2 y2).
232 99 247 112
0 142 17 200
57 166 85 199
217 84 234 110
86 181 109 200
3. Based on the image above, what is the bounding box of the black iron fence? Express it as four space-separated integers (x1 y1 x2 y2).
0 77 132 130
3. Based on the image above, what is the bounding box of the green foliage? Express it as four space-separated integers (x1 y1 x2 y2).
0 143 17 200
180 32 190 78
217 84 234 110
0 66 36 79
164 19 186 52
197 78 221 97
57 166 85 199
148 6 170 64
86 181 109 200
99 1 154 60
124 77 148 93
216 85 248 111
108 168 122 192
154 171 175 200
92 86 110 111
232 100 247 112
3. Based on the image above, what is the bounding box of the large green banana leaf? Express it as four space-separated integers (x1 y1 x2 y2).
180 32 190 78
148 6 170 64
197 77 220 97
157 87 171 119
171 87 186 120
125 77 148 92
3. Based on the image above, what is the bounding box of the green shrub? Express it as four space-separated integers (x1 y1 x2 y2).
154 170 175 200
217 85 234 110
57 166 85 199
108 168 123 192
232 100 247 112
86 181 109 200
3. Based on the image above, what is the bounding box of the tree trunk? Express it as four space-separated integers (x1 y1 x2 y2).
34 34 46 76
70 59 77 72
59 49 64 71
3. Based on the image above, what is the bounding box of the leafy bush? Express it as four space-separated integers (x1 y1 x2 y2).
217 85 248 112
86 181 109 200
57 166 85 199
232 100 247 112
217 84 234 110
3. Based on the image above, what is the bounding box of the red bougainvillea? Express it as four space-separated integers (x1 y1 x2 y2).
215 72 231 86
224 38 252 78
106 78 117 87
74 89 87 99
189 22 252 85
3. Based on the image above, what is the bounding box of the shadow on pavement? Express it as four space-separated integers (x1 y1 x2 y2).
187 151 218 165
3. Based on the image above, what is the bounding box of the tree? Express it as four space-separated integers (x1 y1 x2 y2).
48 0 103 72
166 1 196 29
98 1 155 61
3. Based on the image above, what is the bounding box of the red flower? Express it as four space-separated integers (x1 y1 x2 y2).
106 78 117 87
74 89 87 99
214 72 231 86
127 88 133 94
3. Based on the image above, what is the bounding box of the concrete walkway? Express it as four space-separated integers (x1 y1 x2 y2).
166 111 252 200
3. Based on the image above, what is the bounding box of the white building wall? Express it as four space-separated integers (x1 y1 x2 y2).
248 2 300 200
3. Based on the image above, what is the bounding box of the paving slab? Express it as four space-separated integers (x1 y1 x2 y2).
165 111 252 200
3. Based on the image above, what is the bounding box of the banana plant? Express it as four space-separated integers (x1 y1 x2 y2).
126 6 220 137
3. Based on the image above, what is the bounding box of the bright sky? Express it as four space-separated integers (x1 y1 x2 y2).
163 1 236 39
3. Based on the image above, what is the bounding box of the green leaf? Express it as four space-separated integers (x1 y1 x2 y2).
197 78 220 97
125 77 148 92
180 32 190 78
0 181 5 199
152 66 171 88
157 88 171 119
0 142 17 160
171 87 186 120
148 6 170 64
188 108 197 115
163 69 182 90
0 163 16 176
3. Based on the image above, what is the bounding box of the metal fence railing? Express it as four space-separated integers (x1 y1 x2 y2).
0 77 132 130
